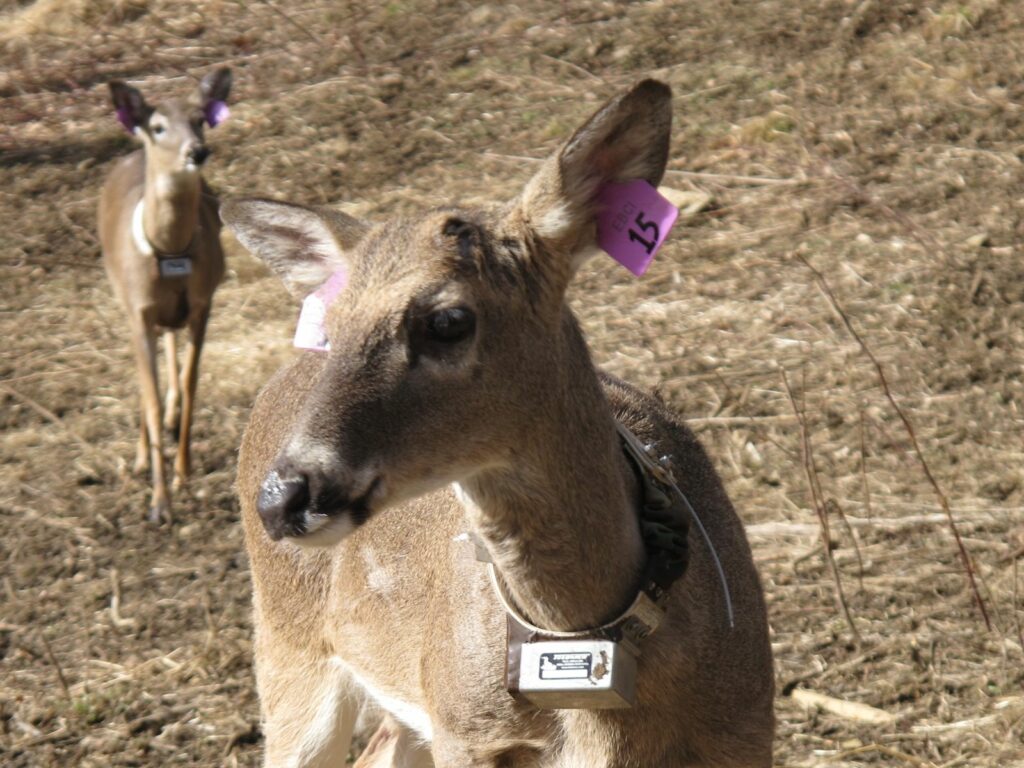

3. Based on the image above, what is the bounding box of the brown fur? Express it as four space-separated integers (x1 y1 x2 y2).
226 80 774 767
97 69 231 522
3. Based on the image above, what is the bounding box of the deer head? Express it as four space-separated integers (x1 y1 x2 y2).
221 79 672 546
109 67 232 174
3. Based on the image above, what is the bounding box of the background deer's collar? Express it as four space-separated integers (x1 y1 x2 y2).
132 199 195 260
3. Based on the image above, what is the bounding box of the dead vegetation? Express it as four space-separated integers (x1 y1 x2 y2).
1 0 1023 765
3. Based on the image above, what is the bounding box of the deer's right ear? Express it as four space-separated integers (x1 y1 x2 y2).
109 81 152 134
220 198 368 298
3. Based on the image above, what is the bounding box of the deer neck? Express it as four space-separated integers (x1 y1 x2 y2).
140 160 201 255
457 312 646 632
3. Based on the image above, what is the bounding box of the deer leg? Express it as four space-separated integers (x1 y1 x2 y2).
133 408 149 475
257 652 360 768
173 304 209 490
129 318 170 523
163 330 180 435
354 714 435 768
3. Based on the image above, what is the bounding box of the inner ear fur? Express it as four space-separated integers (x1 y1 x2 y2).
220 198 368 298
109 80 153 131
199 67 233 105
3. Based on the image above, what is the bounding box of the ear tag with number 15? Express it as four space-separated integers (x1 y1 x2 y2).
596 180 679 276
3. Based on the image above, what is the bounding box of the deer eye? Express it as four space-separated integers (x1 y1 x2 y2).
151 123 166 136
425 307 475 344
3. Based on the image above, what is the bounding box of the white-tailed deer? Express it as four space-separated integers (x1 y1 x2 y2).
223 80 774 767
98 69 231 523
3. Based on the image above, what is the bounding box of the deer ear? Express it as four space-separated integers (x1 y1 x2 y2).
200 67 232 104
109 81 152 134
221 198 368 298
512 79 672 280
199 67 232 126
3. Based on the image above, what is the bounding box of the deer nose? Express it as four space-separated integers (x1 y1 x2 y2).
189 145 211 165
257 466 310 540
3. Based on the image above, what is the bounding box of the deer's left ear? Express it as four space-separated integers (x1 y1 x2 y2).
199 67 232 127
109 81 152 134
509 79 672 283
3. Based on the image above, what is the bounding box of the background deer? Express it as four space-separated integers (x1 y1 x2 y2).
97 68 231 523
223 80 774 766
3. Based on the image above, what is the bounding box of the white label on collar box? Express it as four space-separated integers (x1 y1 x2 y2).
516 639 637 709
159 257 192 278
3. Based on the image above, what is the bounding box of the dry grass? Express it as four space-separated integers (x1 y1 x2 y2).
2 0 1024 765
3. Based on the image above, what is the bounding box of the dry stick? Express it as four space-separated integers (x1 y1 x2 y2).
1014 559 1024 653
39 633 71 702
710 369 798 462
832 743 938 768
537 53 606 83
826 497 865 592
797 368 862 625
0 384 92 451
256 0 324 44
859 406 874 522
662 169 805 187
798 253 991 630
781 368 860 641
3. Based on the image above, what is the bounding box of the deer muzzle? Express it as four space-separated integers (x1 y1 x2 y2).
257 466 311 540
256 455 378 544
188 145 211 166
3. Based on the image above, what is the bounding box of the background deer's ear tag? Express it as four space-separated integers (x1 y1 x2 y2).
204 100 230 127
596 180 679 276
293 270 347 351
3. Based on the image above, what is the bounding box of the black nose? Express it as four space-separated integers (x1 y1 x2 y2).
257 467 310 540
190 145 211 165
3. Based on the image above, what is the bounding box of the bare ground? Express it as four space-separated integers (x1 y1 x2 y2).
2 1 1023 765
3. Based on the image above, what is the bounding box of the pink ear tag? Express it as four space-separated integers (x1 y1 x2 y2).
293 270 347 351
205 100 230 127
596 180 679 276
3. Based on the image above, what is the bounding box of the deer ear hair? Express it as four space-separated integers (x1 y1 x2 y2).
220 198 368 299
512 79 672 280
109 81 152 134
199 68 232 127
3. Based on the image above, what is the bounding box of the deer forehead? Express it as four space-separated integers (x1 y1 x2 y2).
342 208 535 309
149 99 204 130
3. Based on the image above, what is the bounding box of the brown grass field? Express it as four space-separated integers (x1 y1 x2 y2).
2 0 1024 765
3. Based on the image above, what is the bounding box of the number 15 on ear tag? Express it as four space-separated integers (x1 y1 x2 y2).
596 180 679 276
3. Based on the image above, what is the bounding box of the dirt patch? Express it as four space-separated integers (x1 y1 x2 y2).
2 1 1023 765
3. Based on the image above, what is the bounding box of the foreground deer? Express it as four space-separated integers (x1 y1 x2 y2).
98 69 231 522
224 80 774 767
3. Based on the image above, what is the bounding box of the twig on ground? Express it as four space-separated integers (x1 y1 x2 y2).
663 169 807 186
109 568 135 630
826 497 865 591
798 253 991 630
0 384 92 451
859 406 873 522
685 414 797 427
790 687 896 725
831 743 937 768
537 52 606 82
781 368 860 641
40 633 71 701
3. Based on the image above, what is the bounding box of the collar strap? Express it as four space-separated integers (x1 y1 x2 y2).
478 419 734 653
487 562 664 651
132 200 194 259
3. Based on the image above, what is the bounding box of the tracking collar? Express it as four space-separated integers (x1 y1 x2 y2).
132 200 195 260
473 420 735 708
